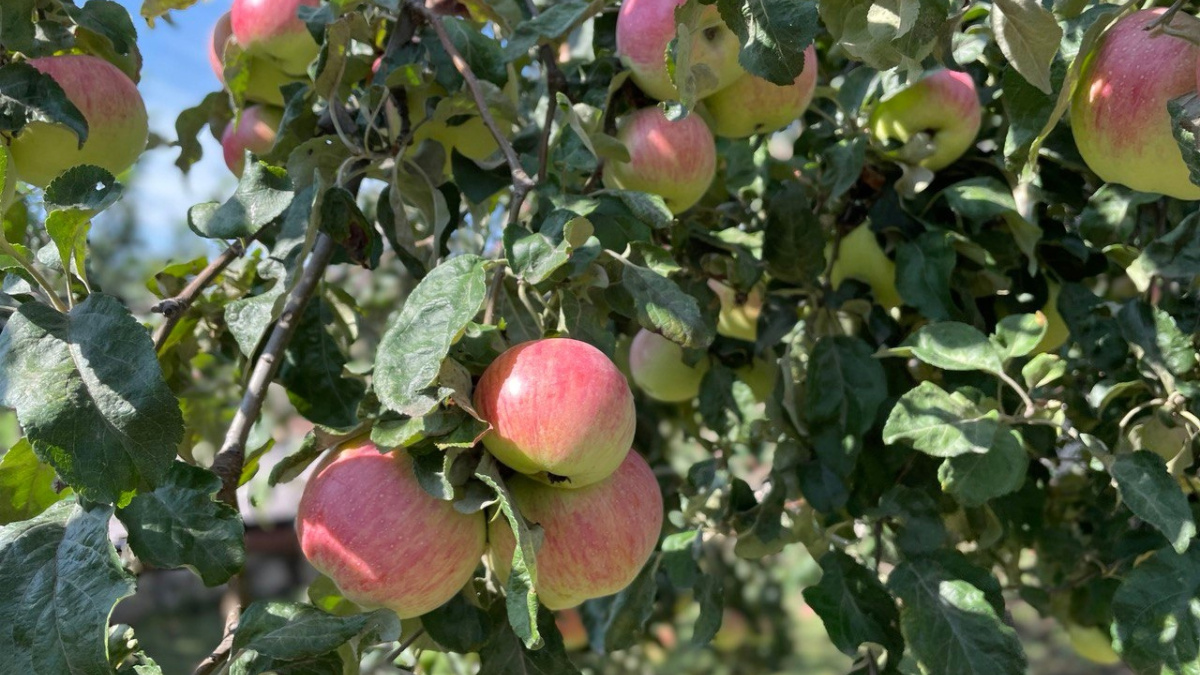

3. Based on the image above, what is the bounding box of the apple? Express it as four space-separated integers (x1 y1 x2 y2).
629 328 710 403
616 0 742 102
555 609 589 651
8 55 148 188
295 439 487 619
737 357 776 403
704 46 818 139
474 338 635 488
1066 623 1121 665
488 450 663 609
221 105 283 177
209 11 295 107
711 608 750 652
1072 9 1200 200
1126 413 1192 462
406 85 516 176
604 106 716 214
1033 281 1068 354
869 69 981 170
231 0 321 75
827 225 902 310
708 279 763 342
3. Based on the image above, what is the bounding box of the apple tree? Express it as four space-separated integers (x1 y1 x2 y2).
1 0 1199 673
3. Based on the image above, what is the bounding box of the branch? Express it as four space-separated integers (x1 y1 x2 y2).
191 576 243 675
152 239 248 351
482 264 506 325
535 43 568 187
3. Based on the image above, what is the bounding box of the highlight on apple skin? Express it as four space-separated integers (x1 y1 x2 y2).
705 45 818 139
629 328 710 403
1072 8 1200 200
604 106 717 214
8 54 148 188
869 69 981 171
231 0 321 75
488 450 664 610
473 338 635 488
827 224 902 310
295 439 487 619
616 0 742 102
209 11 295 107
221 105 283 177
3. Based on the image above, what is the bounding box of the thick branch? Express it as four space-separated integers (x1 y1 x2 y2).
152 239 248 351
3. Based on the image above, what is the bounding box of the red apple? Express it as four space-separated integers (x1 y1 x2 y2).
296 439 487 619
488 451 663 609
616 0 742 101
705 45 818 139
221 105 283 177
629 328 709 403
8 55 148 188
604 106 716 214
869 69 981 171
555 609 589 651
231 0 321 75
209 11 295 107
473 338 635 488
1072 8 1200 199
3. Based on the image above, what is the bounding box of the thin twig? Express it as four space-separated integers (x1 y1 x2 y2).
997 371 1036 417
378 628 427 671
152 239 248 351
482 264 506 325
535 43 568 187
191 577 243 675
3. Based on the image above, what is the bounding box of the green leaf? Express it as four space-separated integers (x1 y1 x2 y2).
0 294 182 505
0 501 135 675
475 455 542 649
0 62 88 144
376 255 489 417
818 0 950 71
1112 543 1200 674
504 226 570 285
116 462 246 586
621 262 714 350
763 183 824 285
938 428 1029 507
0 0 37 54
904 322 1003 374
1126 211 1200 290
895 231 956 321
173 92 232 173
888 555 1027 675
991 314 1046 361
1022 352 1066 389
689 575 724 647
421 592 493 653
715 0 819 85
232 601 400 662
671 2 723 109
595 555 661 652
883 381 1003 458
440 17 507 87
991 0 1062 94
501 1 592 60
1111 451 1197 554
478 605 579 675
1170 92 1200 192
1117 301 1198 386
68 0 142 82
803 551 903 660
278 297 365 428
43 165 123 213
805 335 888 438
0 439 71 524
188 161 294 240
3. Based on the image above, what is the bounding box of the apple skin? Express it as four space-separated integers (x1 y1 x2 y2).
869 69 981 171
705 46 818 139
1033 281 1069 354
711 608 750 652
1127 414 1191 462
616 0 742 102
488 451 663 610
737 357 776 402
1072 9 1200 200
295 439 487 619
827 225 902 310
604 106 716 214
231 0 321 75
708 279 763 342
209 11 295 107
1066 624 1121 665
473 338 635 488
555 609 589 651
629 329 710 403
221 105 283 177
9 55 148 188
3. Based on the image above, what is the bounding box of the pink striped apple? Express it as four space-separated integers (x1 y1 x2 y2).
616 0 742 102
221 105 283 177
869 69 981 171
231 0 321 75
629 328 709 403
604 106 716 214
1072 8 1200 200
209 11 295 106
296 439 486 618
473 338 635 488
488 451 663 609
705 45 818 139
8 55 148 188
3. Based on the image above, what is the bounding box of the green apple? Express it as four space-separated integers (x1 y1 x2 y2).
629 328 709 403
869 69 981 171
230 0 321 75
604 106 717 214
737 357 776 403
1072 9 1200 200
1066 624 1121 665
705 46 817 139
1126 413 1192 463
708 279 763 342
9 55 148 188
827 225 901 310
616 0 742 102
1033 281 1069 354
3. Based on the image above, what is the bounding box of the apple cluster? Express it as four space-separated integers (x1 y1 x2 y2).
296 338 663 622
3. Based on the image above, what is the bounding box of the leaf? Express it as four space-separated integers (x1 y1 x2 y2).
1111 542 1200 674
883 381 1003 458
895 231 956 321
888 555 1027 675
277 297 365 428
116 462 246 586
763 183 824 285
188 161 294 240
1111 451 1197 554
0 294 183 505
0 62 88 143
420 592 493 653
715 0 819 85
376 255 489 417
595 555 661 652
232 601 400 662
501 1 592 60
478 605 579 675
504 226 570 285
990 314 1046 361
440 17 507 87
621 262 714 350
1126 211 1200 291
1170 92 1200 192
689 575 724 648
0 0 37 54
43 165 124 213
802 551 903 660
475 455 542 649
0 501 135 675
991 0 1062 94
1117 301 1197 386
904 322 1003 374
805 335 888 437
938 428 1029 507
818 0 950 71
0 439 71 525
